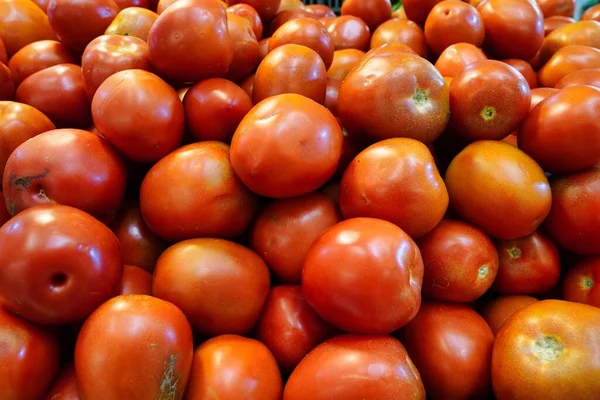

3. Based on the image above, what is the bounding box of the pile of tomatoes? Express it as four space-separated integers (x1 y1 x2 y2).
1 0 600 398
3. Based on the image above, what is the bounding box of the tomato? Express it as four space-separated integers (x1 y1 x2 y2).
435 42 488 77
0 62 14 101
403 0 445 25
114 0 149 7
228 0 281 22
305 4 335 19
425 0 485 55
563 257 600 307
400 302 494 400
82 35 151 101
503 58 538 89
481 295 539 335
16 64 91 129
494 231 560 295
544 167 600 255
582 4 600 21
327 49 364 80
445 140 551 240
0 0 56 57
539 20 600 64
556 68 600 88
0 194 10 226
450 60 531 141
148 0 232 84
44 364 80 400
492 300 600 400
0 39 6 65
226 13 261 81
417 220 498 302
240 73 255 98
230 94 342 198
478 0 544 60
156 0 177 13
228 4 264 40
544 15 576 36
324 77 340 115
530 86 557 109
268 9 310 36
8 40 76 86
258 37 270 61
116 265 152 296
284 335 425 400
47 0 120 54
338 51 449 144
92 69 184 163
536 0 574 17
326 16 371 51
0 205 122 324
370 19 427 57
340 0 392 32
75 295 194 400
364 42 418 59
519 85 600 174
270 18 335 69
185 334 282 400
0 307 60 400
538 45 600 87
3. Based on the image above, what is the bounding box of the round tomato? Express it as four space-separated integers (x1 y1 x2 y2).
582 4 600 21
270 18 334 69
530 86 558 109
226 13 261 81
539 20 600 64
105 7 159 42
556 68 600 88
435 42 488 78
481 295 539 335
117 265 153 296
544 15 576 36
0 62 14 101
268 8 310 36
503 58 538 89
75 295 194 400
370 19 427 57
305 4 335 19
44 364 80 400
403 0 444 25
8 40 76 86
425 0 485 55
563 257 600 307
536 0 575 17
327 49 364 80
324 77 341 114
0 0 55 57
538 45 600 87
240 73 255 98
228 0 281 22
340 0 391 32
227 4 264 40
326 16 371 51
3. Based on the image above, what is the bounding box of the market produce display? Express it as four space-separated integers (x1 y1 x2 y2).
1 0 600 399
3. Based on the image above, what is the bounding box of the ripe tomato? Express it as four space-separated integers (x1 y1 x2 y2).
370 19 427 57
435 42 488 77
47 0 120 54
481 295 539 335
539 20 600 64
268 8 310 36
582 4 600 21
325 77 341 113
530 86 558 109
250 192 341 284
284 335 425 400
338 51 449 143
417 220 499 302
305 4 335 19
270 18 334 69
544 15 576 36
75 295 194 400
92 69 184 163
0 62 14 101
117 265 152 296
425 0 485 55
492 300 600 399
303 218 423 334
240 73 255 98
226 13 261 82
140 141 258 241
400 302 494 400
0 0 56 57
327 49 364 80
16 64 91 128
227 4 264 40
556 68 600 88
536 0 574 17
105 7 159 41
403 0 444 25
0 205 123 324
503 58 538 89
364 42 418 59
339 138 448 239
148 0 232 84
255 285 338 373
230 94 342 198
258 37 270 61
340 0 392 32
8 40 76 86
478 0 544 60
563 257 600 307
0 39 6 64
519 85 600 174
0 196 9 226
44 364 80 400
544 167 600 255
325 16 371 51
228 0 281 22
445 140 552 240
538 45 600 87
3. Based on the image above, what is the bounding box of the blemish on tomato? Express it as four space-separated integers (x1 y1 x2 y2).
413 88 429 107
480 106 496 121
533 336 563 361
508 247 522 259
583 278 594 289
478 265 489 279
158 354 180 400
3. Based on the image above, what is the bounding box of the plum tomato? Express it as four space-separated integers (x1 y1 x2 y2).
8 40 76 86
543 15 576 36
425 0 485 55
117 265 153 296
227 4 264 40
325 16 371 51
563 257 600 307
105 7 159 42
340 0 392 32
539 20 600 64
226 13 261 82
43 364 80 400
480 295 539 335
435 42 488 78
370 19 427 57
0 0 56 57
538 45 600 88
556 68 600 88
529 86 558 109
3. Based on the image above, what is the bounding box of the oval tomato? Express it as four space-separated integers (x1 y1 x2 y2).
8 40 76 86
435 42 488 78
556 68 600 88
0 0 55 57
268 8 310 36
538 44 600 87
403 0 444 25
536 0 575 17
228 0 281 22
44 364 80 400
481 295 539 335
326 16 371 51
105 7 159 41
370 19 427 57
425 0 485 55
543 15 575 36
563 257 600 307
227 4 264 40
539 20 600 64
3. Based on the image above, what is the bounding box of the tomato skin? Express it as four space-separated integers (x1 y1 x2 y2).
425 0 485 55
0 194 9 226
445 141 551 240
582 4 600 21
44 364 81 400
114 0 149 8
227 4 264 40
503 58 538 89
400 302 494 400
0 62 15 101
325 16 371 51
228 0 281 22
556 68 600 88
340 0 392 32
563 257 600 307
240 73 255 98
226 13 261 82
230 94 342 199
270 18 334 69
403 0 444 25
8 40 76 86
536 0 574 17
435 42 488 78
0 0 56 57
543 15 575 36
529 86 557 109
519 85 600 174
105 7 158 42
370 19 427 58
268 9 310 37
305 4 335 19
16 64 92 129
539 20 600 64
0 39 6 64
303 218 424 334
538 45 600 88
339 138 448 239
481 295 539 335
117 265 153 296
75 295 194 400
47 0 120 54
327 49 364 80
0 205 123 325
284 335 425 400
492 300 600 400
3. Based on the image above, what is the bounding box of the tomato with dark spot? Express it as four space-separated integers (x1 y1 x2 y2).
538 45 600 88
563 257 600 307
227 4 264 40
370 19 427 58
228 0 281 22
503 58 538 89
582 4 600 20
305 4 335 18
481 295 539 334
435 42 487 78
543 15 575 36
8 40 76 86
270 18 335 69
340 0 392 32
327 49 364 80
117 265 152 296
536 0 575 17
105 7 159 42
529 86 557 109
326 16 371 51
403 0 445 25
539 20 600 64
556 68 600 88
425 0 485 55
0 0 56 57
43 364 80 400
226 13 261 81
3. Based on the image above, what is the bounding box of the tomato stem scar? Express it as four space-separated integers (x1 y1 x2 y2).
480 106 496 121
534 336 563 361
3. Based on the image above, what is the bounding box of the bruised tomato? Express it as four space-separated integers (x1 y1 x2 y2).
425 0 485 55
563 257 600 307
370 19 427 58
8 40 76 86
326 16 371 51
435 42 488 78
105 7 158 41
556 68 600 88
481 295 539 335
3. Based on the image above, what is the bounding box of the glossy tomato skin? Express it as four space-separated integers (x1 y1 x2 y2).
481 295 539 335
230 94 342 198
563 257 600 307
117 265 153 295
327 49 364 80
519 85 600 174
556 68 600 88
0 0 56 57
227 4 264 40
16 64 91 129
326 16 371 51
538 45 600 87
0 205 123 325
105 7 158 42
75 295 194 400
536 0 575 17
492 300 600 400
226 13 260 82
370 19 427 58
400 302 495 400
339 138 448 239
340 0 391 32
582 4 600 21
148 0 232 84
403 0 444 25
284 335 425 400
425 0 485 55
435 42 487 78
503 58 538 89
92 69 184 163
47 0 120 54
8 40 76 86
305 4 335 19
228 0 281 22
303 218 424 334
270 18 335 69
494 231 560 295
530 86 557 109
543 15 575 36
268 9 310 36
0 62 14 101
539 20 600 64
44 364 80 400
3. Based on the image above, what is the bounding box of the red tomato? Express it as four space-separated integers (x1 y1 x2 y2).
492 300 600 399
227 4 264 40
258 37 270 61
226 12 261 81
325 16 371 51
3 129 126 220
16 64 92 128
539 20 600 64
0 205 123 324
417 220 499 302
117 265 152 296
268 8 310 36
425 0 485 55
544 15 576 36
303 218 424 334
44 364 81 400
0 62 14 101
519 85 600 174
270 18 335 69
340 0 392 32
536 0 575 17
0 39 6 65
563 257 600 307
403 0 445 25
104 7 159 42
556 68 600 88
445 140 552 240
240 73 255 98
538 45 600 87
494 231 560 295
0 0 56 57
582 4 600 21
324 77 341 114
230 94 342 198
47 0 120 54
435 42 488 78
91 69 184 163
228 0 281 22
305 4 335 19
327 49 364 80
114 0 149 8
400 302 494 400
530 86 558 109
284 335 425 400
0 194 10 226
503 58 538 89
250 192 341 284
8 40 76 86
481 295 539 335
370 19 428 57
75 295 194 400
